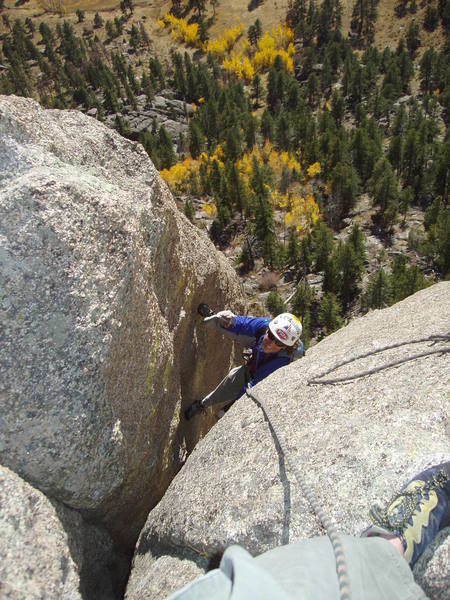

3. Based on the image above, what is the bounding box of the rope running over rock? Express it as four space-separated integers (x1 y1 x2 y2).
308 334 450 386
246 333 449 600
246 387 352 600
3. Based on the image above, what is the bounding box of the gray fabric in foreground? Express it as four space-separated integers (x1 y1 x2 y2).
167 536 427 600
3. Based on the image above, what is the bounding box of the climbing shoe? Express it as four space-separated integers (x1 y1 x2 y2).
362 465 450 566
197 303 213 318
184 400 205 421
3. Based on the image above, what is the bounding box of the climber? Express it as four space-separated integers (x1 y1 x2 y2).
184 306 304 421
168 461 450 599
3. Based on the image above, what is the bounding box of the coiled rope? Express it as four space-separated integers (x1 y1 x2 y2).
246 387 352 600
308 334 450 385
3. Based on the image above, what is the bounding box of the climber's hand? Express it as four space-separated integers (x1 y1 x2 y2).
216 310 235 329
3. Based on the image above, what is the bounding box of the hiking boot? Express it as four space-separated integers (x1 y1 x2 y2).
184 400 205 421
197 303 213 318
362 467 449 566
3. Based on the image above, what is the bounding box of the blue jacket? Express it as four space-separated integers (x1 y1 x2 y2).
227 315 304 391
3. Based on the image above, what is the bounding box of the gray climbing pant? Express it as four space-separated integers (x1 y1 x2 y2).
167 536 427 600
201 365 250 409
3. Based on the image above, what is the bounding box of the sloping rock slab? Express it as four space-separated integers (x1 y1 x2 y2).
0 465 81 599
0 95 244 548
126 282 449 599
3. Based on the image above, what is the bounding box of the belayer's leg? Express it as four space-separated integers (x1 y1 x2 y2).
363 462 450 566
184 366 248 420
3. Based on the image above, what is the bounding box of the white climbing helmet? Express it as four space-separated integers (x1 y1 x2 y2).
269 313 302 347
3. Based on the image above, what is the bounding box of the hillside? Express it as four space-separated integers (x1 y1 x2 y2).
0 0 449 345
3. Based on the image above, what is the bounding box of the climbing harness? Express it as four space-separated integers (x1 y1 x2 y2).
308 334 450 385
246 387 352 600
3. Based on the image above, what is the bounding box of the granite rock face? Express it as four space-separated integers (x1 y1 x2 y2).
0 95 244 548
0 465 81 600
126 283 450 599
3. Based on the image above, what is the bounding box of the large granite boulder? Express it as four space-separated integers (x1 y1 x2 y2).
126 282 450 599
0 95 245 549
0 465 81 599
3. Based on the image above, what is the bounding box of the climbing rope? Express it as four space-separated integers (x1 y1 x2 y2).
246 387 352 600
308 334 450 386
245 333 450 600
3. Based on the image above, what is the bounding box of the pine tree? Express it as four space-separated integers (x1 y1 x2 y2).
406 20 420 59
369 157 399 228
399 186 413 222
256 195 276 267
93 13 104 29
266 291 287 316
313 221 334 271
252 74 262 107
307 72 319 105
114 114 130 136
323 252 340 295
300 235 313 274
267 68 279 114
286 230 301 270
103 86 120 113
420 48 437 95
276 114 291 151
225 125 242 161
114 16 124 36
184 199 195 222
350 0 378 45
127 64 139 94
424 5 439 31
254 18 262 40
141 72 154 101
338 239 363 308
352 126 380 183
226 160 247 215
331 90 345 126
172 52 186 98
292 281 313 320
291 281 313 344
139 22 150 46
329 161 360 222
319 293 343 334
129 23 140 50
362 268 392 310
422 197 450 277
433 138 449 202
388 135 403 173
149 57 165 90
124 82 137 109
261 109 274 141
188 119 204 158
158 126 176 169
106 20 115 39
25 17 35 34
348 223 366 268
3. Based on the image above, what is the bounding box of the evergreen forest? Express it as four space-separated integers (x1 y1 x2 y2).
1 0 449 346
